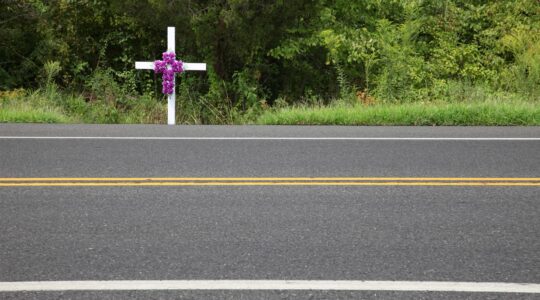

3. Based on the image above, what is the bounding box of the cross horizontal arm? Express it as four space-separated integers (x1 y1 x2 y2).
135 62 206 71
183 63 206 71
134 62 154 69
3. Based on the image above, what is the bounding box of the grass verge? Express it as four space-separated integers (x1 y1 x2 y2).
0 88 167 124
0 107 72 123
256 101 540 126
0 93 73 123
1 88 538 125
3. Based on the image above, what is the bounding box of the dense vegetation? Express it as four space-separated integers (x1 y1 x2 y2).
1 0 539 124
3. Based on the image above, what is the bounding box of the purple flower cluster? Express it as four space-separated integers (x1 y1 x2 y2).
153 52 184 94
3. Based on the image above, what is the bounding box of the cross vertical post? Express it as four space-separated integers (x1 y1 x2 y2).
167 27 175 125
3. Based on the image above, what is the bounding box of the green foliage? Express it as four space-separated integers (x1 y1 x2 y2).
256 100 540 126
0 89 73 123
499 26 540 96
233 70 261 111
1 0 538 124
43 61 61 88
0 86 168 124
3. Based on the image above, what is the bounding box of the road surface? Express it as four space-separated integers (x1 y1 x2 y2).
0 124 539 299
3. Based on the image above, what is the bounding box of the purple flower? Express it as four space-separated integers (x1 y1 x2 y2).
153 52 184 94
162 52 176 64
153 60 166 73
161 80 175 94
172 60 183 73
162 69 174 81
162 81 174 94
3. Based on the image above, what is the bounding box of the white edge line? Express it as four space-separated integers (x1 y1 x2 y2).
0 136 538 140
0 280 538 293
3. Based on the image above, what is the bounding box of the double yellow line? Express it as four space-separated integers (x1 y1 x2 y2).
0 177 539 187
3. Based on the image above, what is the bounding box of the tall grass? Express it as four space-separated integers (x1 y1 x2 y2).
256 80 539 126
2 87 538 126
0 87 168 124
0 89 73 123
256 100 539 126
0 102 72 123
1 70 538 126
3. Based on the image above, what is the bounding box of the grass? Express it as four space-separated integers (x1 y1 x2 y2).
0 91 74 123
1 87 539 125
255 101 540 126
0 88 167 124
0 107 72 123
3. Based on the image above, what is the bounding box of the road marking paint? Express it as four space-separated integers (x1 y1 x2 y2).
0 177 538 181
0 136 539 141
0 280 538 293
1 182 539 187
1 177 539 187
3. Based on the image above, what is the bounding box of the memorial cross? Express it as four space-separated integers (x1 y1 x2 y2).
135 27 206 125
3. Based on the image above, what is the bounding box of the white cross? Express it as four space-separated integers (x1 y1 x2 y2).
135 27 206 125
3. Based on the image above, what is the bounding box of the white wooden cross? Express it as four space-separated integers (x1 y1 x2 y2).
135 27 206 125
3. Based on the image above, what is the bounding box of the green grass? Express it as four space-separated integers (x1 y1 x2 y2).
0 88 167 124
0 98 74 123
2 88 539 125
0 108 72 123
256 101 540 126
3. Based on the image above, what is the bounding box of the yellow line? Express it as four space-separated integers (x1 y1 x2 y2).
0 177 538 182
0 182 539 187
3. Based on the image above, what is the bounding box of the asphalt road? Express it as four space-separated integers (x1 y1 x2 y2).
0 125 539 299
